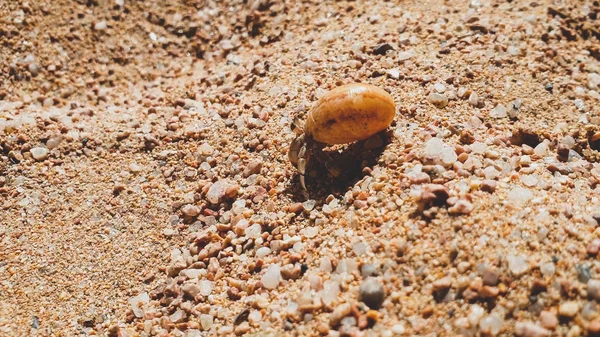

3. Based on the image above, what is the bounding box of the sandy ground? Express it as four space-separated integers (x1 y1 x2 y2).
2 0 600 336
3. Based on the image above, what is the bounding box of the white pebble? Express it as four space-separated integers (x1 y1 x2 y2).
94 21 107 31
490 104 507 118
507 255 529 276
261 264 281 289
199 280 212 296
256 247 271 258
533 142 548 156
128 292 149 318
30 147 49 161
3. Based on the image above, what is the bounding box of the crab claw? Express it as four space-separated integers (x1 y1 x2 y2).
297 158 307 175
288 135 304 166
290 117 305 136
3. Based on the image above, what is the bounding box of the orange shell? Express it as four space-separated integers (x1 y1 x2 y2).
305 83 396 145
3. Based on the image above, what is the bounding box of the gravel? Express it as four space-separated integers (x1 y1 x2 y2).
3 0 600 336
359 277 386 310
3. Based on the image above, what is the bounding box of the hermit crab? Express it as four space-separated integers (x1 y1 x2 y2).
288 83 396 189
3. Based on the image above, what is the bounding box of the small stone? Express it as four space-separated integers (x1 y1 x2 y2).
588 320 600 335
256 247 271 258
539 311 558 330
479 314 503 335
468 92 479 107
576 264 592 283
448 200 473 215
567 325 581 337
540 262 555 276
167 255 187 277
361 264 379 278
94 21 108 31
482 267 500 286
481 180 497 193
182 283 201 299
181 204 200 217
200 314 213 330
468 304 485 325
507 255 529 277
28 63 40 76
199 280 212 296
329 303 352 327
288 202 303 213
128 292 150 318
391 323 405 334
507 187 533 205
515 322 550 337
321 280 340 305
586 239 600 255
359 277 385 309
588 279 600 301
534 142 548 156
490 104 507 118
433 82 446 93
372 43 394 55
261 264 281 289
206 181 227 204
397 50 414 61
387 68 402 79
418 184 450 209
246 223 262 239
243 160 262 177
433 277 452 291
559 301 579 318
427 93 448 108
30 147 49 161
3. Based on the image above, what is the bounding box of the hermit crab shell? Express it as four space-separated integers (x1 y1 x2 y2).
305 83 396 145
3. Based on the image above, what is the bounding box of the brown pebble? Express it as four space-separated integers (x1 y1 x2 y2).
288 202 304 213
588 320 600 335
588 239 600 255
480 180 497 193
479 286 499 298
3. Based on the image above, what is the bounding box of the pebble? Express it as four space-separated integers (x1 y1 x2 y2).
30 147 49 161
588 279 600 301
427 93 449 108
482 267 500 286
199 280 212 296
559 301 579 318
329 303 352 327
256 247 271 258
182 283 201 298
243 160 262 177
479 314 503 335
391 323 405 334
533 142 548 156
359 277 385 309
361 264 379 278
576 264 591 283
199 314 213 330
539 311 558 330
94 21 107 31
468 92 479 106
490 104 507 118
181 205 200 217
322 280 340 305
128 292 149 318
588 320 600 335
261 264 281 289
372 43 394 55
206 180 227 204
507 255 529 276
515 322 550 337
